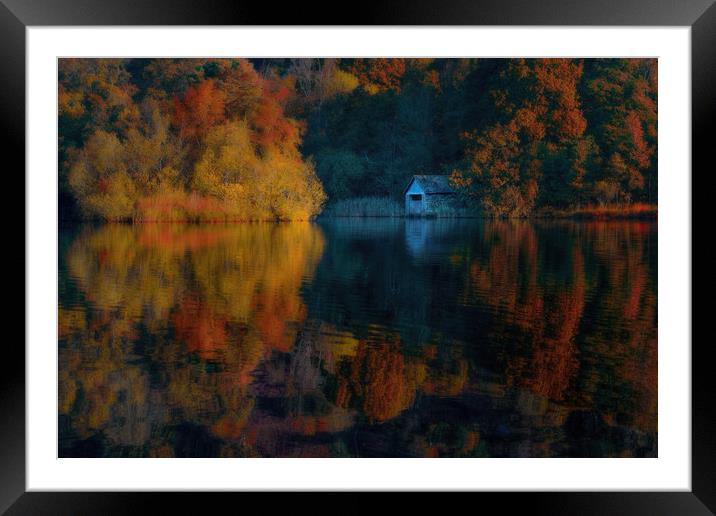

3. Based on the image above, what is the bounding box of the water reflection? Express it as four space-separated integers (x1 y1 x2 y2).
59 219 657 457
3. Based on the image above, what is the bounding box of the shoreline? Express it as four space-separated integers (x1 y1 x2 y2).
59 211 657 225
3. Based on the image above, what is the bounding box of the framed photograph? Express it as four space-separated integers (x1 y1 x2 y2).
6 0 714 513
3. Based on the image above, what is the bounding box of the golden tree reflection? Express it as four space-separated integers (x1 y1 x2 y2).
59 223 325 455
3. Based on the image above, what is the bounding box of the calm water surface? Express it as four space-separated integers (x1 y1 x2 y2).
58 219 657 457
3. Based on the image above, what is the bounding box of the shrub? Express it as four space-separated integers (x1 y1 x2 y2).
322 197 403 217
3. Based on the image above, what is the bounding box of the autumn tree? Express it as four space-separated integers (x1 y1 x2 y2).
347 58 406 94
172 79 226 141
451 59 595 216
581 59 657 203
288 58 359 113
59 59 140 219
62 58 325 221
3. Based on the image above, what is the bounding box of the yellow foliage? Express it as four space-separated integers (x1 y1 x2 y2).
329 70 359 95
187 121 326 221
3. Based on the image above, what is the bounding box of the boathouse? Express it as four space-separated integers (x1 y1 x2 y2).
403 175 458 216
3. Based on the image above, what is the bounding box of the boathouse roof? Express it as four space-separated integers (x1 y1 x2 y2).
403 175 456 195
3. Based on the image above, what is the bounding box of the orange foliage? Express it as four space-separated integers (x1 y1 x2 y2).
421 69 441 91
533 59 587 140
348 58 406 93
540 203 657 220
249 77 302 150
625 110 650 168
172 79 226 139
217 59 263 119
135 190 231 222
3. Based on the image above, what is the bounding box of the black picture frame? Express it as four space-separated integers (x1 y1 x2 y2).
4 0 714 513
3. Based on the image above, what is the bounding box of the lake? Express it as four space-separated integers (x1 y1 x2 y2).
58 218 657 458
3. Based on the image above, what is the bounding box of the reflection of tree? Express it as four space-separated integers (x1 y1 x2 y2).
58 307 152 448
59 223 325 456
328 328 473 425
464 220 579 401
453 220 656 456
503 240 584 402
172 297 228 359
335 333 424 422
467 220 542 329
574 221 658 437
59 220 657 457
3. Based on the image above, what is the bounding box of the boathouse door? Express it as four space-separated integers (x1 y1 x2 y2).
408 193 424 216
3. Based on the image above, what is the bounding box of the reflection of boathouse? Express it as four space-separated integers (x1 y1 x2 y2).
404 218 466 259
403 175 458 217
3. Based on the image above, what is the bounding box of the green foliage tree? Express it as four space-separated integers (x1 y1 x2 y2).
314 150 366 200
